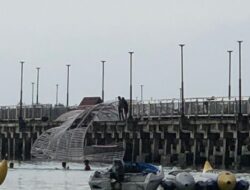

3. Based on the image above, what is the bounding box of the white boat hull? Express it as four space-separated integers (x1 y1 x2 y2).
89 166 164 190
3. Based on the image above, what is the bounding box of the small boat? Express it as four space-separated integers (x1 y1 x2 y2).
89 159 164 190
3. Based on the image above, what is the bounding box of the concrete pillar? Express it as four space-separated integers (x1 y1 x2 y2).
193 139 197 166
206 139 210 159
30 137 34 159
13 138 15 161
234 138 238 169
22 138 26 160
151 139 155 162
139 139 142 157
164 139 167 155
132 139 135 162
123 139 126 154
177 139 181 154
8 138 10 160
222 138 226 169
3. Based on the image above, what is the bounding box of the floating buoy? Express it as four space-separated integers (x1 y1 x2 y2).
217 171 236 190
203 160 213 173
235 179 249 190
0 157 8 185
207 180 218 190
160 180 175 190
175 172 195 190
195 181 207 190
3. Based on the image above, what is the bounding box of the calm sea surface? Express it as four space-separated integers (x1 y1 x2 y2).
1 162 250 190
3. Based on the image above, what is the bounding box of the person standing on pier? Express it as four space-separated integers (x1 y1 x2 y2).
118 96 124 120
122 97 128 120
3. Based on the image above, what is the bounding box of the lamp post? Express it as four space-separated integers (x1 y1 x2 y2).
31 82 34 105
36 67 40 104
140 85 143 102
128 52 134 120
238 41 243 117
19 61 24 118
179 44 185 116
101 61 106 102
228 50 233 100
66 64 71 108
56 84 59 105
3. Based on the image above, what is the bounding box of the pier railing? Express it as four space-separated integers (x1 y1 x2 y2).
133 96 250 117
0 104 67 121
1 96 250 121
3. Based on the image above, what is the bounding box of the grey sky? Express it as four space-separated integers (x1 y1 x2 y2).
0 0 250 106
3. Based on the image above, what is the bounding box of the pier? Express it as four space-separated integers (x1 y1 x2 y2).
1 96 250 169
0 104 67 160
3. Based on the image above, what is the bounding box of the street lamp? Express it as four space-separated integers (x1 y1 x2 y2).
227 50 233 100
19 61 24 118
36 67 40 104
56 84 59 105
238 41 243 117
101 61 106 102
179 44 185 116
66 64 71 108
140 85 144 102
128 52 134 120
31 82 35 105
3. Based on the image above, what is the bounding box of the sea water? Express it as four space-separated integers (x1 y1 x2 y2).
1 162 250 190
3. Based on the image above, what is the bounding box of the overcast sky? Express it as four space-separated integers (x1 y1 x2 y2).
0 0 249 106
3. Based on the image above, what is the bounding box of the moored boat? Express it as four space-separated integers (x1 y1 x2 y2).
89 160 164 190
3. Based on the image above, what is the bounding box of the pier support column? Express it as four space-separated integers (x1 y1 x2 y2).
151 139 155 162
123 139 126 157
193 139 196 167
160 139 169 165
206 139 210 160
222 138 226 169
132 139 135 162
234 138 238 170
13 138 15 161
139 139 142 158
8 138 10 160
164 139 167 156
22 138 26 160
152 138 160 162
177 139 181 154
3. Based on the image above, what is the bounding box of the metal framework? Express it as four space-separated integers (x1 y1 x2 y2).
31 102 124 163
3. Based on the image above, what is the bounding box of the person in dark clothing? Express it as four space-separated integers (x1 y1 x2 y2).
122 97 128 120
110 159 124 189
118 96 124 120
84 160 91 171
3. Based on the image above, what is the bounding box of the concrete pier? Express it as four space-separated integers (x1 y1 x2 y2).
1 97 250 169
87 115 250 169
0 121 59 160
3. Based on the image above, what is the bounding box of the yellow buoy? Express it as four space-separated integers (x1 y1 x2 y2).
217 171 236 190
0 158 8 185
203 160 213 173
